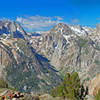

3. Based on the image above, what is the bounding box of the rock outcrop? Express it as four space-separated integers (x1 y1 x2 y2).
89 73 100 96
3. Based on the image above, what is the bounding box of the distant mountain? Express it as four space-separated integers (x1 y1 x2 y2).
31 23 100 82
0 20 27 39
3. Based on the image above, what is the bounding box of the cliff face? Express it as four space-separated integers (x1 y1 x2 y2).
0 20 27 39
89 74 100 96
0 46 11 77
31 23 100 81
0 36 62 94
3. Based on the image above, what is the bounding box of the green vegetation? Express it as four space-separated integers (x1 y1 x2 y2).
0 79 8 88
95 45 100 51
85 48 89 55
0 79 18 92
94 60 100 65
0 96 3 100
95 89 100 100
4 40 60 93
76 38 89 48
82 77 90 84
50 72 88 100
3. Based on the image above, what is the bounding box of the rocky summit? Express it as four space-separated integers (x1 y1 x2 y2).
30 23 100 82
0 20 27 39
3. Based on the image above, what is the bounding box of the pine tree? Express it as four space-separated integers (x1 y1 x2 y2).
50 72 88 100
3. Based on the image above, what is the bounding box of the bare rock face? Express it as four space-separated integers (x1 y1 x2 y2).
30 23 100 81
0 21 63 94
89 73 100 96
0 20 27 39
0 47 11 78
0 36 62 94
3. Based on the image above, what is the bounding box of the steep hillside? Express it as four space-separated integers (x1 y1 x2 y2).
0 35 62 94
31 23 100 81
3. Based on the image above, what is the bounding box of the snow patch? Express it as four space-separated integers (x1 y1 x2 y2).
15 43 24 54
63 35 70 43
71 27 82 33
70 26 86 36
17 27 22 33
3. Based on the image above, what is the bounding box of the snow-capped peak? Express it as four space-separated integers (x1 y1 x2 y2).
69 25 88 36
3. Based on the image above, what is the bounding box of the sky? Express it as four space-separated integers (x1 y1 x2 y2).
0 0 100 31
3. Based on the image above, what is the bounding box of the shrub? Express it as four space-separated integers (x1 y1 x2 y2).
0 79 8 88
50 72 88 100
0 96 3 100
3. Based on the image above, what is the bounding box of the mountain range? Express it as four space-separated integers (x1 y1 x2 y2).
0 20 100 97
30 23 100 82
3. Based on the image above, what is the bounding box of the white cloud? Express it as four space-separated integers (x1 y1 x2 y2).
55 16 63 21
16 15 63 31
16 17 22 22
72 19 79 23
